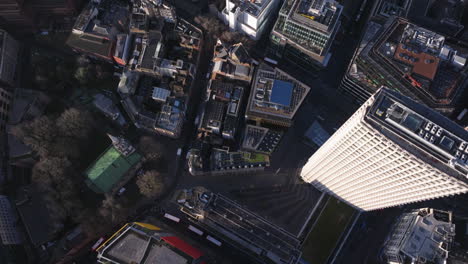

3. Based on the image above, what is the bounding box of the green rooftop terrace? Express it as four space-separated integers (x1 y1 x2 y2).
85 146 142 193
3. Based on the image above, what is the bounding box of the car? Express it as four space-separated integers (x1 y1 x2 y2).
199 192 211 203
117 187 126 196
136 168 144 176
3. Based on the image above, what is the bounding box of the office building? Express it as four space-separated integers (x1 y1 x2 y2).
117 9 202 139
245 63 310 127
0 29 19 87
67 0 129 62
371 0 466 38
96 222 206 264
211 41 254 82
0 195 22 245
0 0 82 33
93 94 127 126
382 208 454 264
0 0 36 32
220 0 281 40
241 125 283 154
339 17 468 115
269 0 342 68
0 87 12 131
175 187 301 264
300 88 468 211
199 80 246 139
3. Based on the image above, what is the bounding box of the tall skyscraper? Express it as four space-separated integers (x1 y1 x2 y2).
300 88 468 211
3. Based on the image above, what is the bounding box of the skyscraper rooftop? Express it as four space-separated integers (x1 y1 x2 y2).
300 88 468 211
366 88 468 182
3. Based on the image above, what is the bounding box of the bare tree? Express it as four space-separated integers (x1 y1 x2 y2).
195 15 255 49
12 114 84 159
32 157 73 187
57 108 94 140
74 67 89 84
78 209 109 235
138 136 164 162
99 194 129 225
136 170 165 198
11 116 57 158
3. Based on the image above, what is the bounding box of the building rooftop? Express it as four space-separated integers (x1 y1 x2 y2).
211 148 270 171
290 0 342 33
212 41 254 82
366 88 468 183
241 125 283 154
199 80 246 138
346 17 468 113
97 222 204 264
66 33 114 60
303 120 330 147
67 0 129 60
392 43 440 80
383 208 455 264
16 185 54 246
93 94 126 126
119 72 187 138
175 188 302 264
246 63 310 126
229 0 274 17
85 146 141 193
270 80 294 107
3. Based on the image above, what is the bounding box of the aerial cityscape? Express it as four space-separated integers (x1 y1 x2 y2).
0 0 468 263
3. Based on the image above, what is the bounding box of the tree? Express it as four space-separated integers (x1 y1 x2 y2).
74 67 89 84
138 136 164 162
56 108 94 140
32 157 73 187
11 116 57 158
32 157 85 220
136 170 164 198
78 209 109 235
194 15 255 49
98 195 129 225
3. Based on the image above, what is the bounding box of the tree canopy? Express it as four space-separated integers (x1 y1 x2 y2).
136 170 165 198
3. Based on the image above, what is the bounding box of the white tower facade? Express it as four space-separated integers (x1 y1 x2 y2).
300 88 468 211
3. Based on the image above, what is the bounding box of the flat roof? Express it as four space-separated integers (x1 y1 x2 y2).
291 0 342 32
85 146 141 193
393 43 440 80
178 189 302 264
246 63 311 123
66 33 113 59
98 223 202 264
270 80 294 107
347 17 468 111
366 88 468 182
